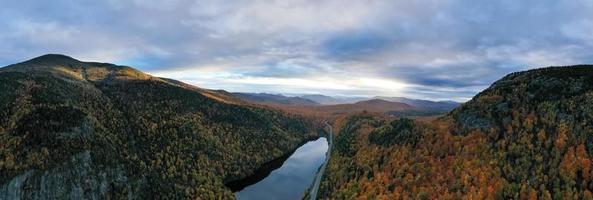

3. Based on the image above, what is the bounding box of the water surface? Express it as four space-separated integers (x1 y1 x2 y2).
236 137 328 200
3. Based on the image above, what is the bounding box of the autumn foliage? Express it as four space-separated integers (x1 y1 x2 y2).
318 66 593 199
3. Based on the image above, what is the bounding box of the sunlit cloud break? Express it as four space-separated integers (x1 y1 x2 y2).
151 68 410 98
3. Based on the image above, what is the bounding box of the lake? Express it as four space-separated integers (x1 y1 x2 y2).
235 137 329 200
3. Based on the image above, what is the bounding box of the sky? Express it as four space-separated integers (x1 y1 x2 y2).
1 0 593 101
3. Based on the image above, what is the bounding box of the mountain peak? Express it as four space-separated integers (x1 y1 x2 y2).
24 54 82 66
0 54 156 82
451 65 593 131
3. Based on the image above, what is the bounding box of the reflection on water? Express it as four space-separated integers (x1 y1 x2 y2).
236 137 328 200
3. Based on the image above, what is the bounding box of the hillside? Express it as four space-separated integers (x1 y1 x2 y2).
0 54 316 199
232 92 320 106
316 65 593 199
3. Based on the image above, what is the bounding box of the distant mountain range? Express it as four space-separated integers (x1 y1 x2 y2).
233 93 461 115
373 96 459 111
311 99 414 114
232 92 320 106
299 94 367 105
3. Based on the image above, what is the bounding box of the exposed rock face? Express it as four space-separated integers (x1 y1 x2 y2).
0 151 143 200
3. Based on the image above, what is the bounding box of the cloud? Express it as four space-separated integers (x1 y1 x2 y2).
1 0 592 101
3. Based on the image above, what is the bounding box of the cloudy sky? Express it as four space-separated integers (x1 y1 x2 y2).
1 0 593 101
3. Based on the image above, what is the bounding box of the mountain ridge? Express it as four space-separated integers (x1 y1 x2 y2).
0 54 317 199
317 65 593 199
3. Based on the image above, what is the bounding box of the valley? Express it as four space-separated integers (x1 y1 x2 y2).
235 137 329 200
1 55 593 199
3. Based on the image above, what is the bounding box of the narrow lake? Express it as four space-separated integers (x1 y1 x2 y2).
235 137 329 200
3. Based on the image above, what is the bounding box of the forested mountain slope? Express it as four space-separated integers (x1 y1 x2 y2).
0 54 316 199
317 65 593 199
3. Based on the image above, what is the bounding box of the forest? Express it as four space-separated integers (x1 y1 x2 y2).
4 56 593 199
0 55 317 199
318 65 593 199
